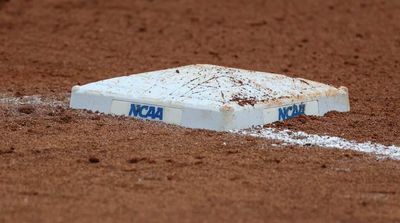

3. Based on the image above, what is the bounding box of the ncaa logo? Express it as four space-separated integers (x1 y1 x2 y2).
129 103 163 120
278 103 306 121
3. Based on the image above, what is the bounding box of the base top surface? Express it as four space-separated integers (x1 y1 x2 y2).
74 64 346 110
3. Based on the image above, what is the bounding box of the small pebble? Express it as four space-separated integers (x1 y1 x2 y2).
18 105 35 114
88 157 100 163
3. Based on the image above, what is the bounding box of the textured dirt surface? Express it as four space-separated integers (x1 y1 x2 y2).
1 0 400 222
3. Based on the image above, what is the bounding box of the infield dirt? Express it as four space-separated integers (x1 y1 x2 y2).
0 0 400 222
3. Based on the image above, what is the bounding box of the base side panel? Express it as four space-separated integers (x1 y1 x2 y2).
318 91 350 115
70 86 350 131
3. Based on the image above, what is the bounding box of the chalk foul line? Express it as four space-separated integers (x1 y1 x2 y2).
0 95 67 107
232 127 400 160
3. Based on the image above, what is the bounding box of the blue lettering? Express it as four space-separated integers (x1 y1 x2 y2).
128 103 163 121
299 104 305 114
129 104 140 117
147 106 155 118
292 104 298 117
278 107 287 121
278 103 306 121
154 107 163 120
287 106 293 118
139 105 149 118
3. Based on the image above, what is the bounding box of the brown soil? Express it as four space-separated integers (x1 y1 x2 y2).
1 0 400 222
230 95 257 106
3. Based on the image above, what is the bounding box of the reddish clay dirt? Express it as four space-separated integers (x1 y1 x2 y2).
1 0 400 222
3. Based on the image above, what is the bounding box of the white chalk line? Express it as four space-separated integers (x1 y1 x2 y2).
233 127 400 160
0 94 67 107
1 94 399 160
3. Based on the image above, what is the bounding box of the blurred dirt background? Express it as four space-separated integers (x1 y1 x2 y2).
0 0 400 222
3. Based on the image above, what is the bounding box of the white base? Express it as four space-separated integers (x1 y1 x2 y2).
70 64 350 131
